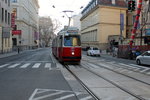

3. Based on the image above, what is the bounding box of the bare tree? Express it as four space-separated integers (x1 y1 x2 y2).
39 16 60 47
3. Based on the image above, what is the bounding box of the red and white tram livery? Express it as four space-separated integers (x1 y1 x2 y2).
52 27 81 63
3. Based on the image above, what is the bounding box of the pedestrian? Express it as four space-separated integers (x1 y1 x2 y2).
128 50 133 60
18 47 20 54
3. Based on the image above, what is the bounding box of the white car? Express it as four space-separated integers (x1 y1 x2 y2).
136 51 150 65
87 47 100 56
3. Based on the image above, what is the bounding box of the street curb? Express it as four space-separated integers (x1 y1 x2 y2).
0 52 18 59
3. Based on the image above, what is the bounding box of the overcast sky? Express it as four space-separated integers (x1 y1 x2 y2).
39 0 91 29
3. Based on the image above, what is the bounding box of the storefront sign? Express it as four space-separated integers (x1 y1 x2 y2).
11 13 15 28
12 30 22 35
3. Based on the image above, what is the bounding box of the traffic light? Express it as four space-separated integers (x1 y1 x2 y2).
131 1 136 11
128 0 132 11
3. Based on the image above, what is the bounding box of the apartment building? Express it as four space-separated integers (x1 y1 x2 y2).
0 0 12 53
11 0 39 49
80 0 127 50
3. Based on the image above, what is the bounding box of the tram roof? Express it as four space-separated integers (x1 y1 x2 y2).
57 27 79 35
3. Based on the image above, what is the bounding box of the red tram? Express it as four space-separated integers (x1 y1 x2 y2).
52 27 81 63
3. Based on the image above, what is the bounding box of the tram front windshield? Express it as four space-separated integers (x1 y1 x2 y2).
64 36 81 46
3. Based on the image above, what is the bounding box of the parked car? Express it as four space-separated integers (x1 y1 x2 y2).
87 47 100 56
136 51 150 65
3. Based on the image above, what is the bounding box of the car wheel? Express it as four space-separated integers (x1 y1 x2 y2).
136 59 141 65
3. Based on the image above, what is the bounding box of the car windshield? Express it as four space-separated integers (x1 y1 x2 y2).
93 48 98 50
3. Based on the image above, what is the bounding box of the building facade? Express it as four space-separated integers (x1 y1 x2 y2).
80 0 127 50
11 0 39 50
71 14 82 31
0 0 12 53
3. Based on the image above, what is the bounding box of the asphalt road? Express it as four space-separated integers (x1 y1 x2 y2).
0 48 78 100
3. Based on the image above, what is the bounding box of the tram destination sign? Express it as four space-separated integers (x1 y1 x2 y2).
67 30 78 34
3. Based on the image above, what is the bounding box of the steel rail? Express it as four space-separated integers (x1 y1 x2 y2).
83 60 150 86
63 64 100 100
81 62 147 100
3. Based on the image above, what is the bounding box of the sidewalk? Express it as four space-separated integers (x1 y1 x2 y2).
100 51 136 63
0 51 19 59
0 48 44 59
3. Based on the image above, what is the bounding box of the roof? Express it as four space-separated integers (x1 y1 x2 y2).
99 0 127 7
81 0 127 16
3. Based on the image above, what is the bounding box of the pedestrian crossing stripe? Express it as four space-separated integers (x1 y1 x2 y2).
32 63 41 68
45 63 51 68
0 64 9 68
20 63 30 68
8 64 20 68
0 63 56 69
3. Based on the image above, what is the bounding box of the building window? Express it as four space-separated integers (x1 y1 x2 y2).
5 0 7 4
5 10 7 23
8 12 10 25
2 8 4 22
8 0 10 6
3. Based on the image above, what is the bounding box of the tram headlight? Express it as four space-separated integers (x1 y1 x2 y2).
72 52 75 55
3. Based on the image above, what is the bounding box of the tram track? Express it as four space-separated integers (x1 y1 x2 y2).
62 60 150 100
81 64 146 100
81 60 150 100
83 60 150 86
63 64 100 100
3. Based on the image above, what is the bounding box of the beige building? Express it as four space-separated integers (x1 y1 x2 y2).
0 0 12 53
11 0 39 50
80 0 127 50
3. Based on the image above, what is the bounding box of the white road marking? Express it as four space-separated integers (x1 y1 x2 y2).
8 64 20 68
147 72 150 75
140 68 150 73
45 63 51 70
20 63 30 68
114 68 124 71
80 96 93 100
28 89 38 100
33 91 64 100
129 64 144 68
119 69 128 72
0 64 9 68
54 94 75 100
119 63 142 71
88 63 99 68
107 61 115 64
32 63 41 68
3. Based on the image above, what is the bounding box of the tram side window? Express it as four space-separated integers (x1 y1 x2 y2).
59 36 62 47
